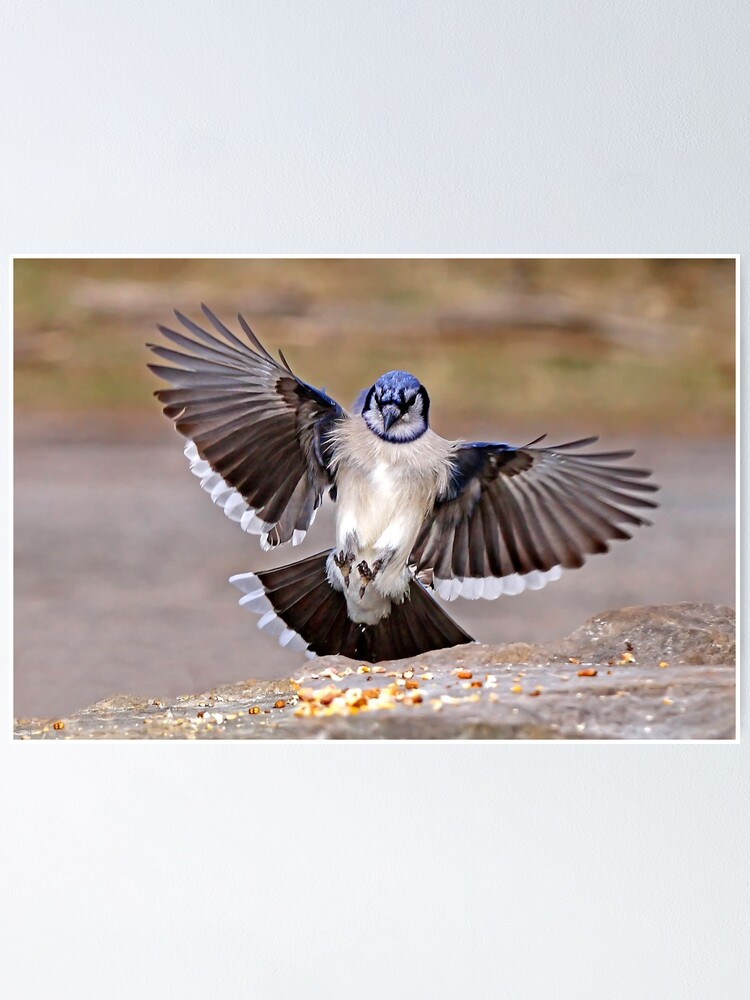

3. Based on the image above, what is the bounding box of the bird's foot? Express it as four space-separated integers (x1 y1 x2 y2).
333 550 355 588
356 559 383 598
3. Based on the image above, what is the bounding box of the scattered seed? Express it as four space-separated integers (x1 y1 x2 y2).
659 660 669 668
567 657 581 665
510 685 522 694
577 668 598 677
53 721 65 730
456 670 473 680
273 701 286 710
248 706 261 715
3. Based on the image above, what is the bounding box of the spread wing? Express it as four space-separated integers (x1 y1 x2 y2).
411 436 659 600
148 305 346 549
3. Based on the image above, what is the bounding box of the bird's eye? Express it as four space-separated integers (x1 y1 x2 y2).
405 394 417 407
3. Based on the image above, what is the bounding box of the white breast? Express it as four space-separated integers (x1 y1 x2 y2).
330 418 454 569
372 460 395 490
324 418 456 616
336 459 418 553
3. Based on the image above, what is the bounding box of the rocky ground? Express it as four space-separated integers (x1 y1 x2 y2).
15 604 736 740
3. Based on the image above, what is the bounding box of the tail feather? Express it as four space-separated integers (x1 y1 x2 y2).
229 551 474 662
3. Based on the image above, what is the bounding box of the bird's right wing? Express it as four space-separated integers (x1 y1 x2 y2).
148 306 346 549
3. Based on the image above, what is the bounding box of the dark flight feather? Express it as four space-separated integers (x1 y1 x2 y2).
412 438 659 586
148 309 346 547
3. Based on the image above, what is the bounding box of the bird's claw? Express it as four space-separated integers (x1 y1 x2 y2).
333 550 355 588
356 559 383 597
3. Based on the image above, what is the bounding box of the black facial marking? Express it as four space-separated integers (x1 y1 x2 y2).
417 385 430 422
363 385 377 413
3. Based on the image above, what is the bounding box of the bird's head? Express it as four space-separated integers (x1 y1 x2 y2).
360 370 430 443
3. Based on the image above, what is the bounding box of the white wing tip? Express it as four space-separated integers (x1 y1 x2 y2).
229 571 259 592
184 439 275 541
433 565 564 601
184 439 316 554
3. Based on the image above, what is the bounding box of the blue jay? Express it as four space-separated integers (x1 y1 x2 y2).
148 306 658 661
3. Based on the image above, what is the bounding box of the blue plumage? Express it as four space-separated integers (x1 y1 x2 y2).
373 370 422 398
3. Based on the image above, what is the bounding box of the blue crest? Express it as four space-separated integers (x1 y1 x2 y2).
374 370 422 401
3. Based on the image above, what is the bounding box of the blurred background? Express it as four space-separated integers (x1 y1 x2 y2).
14 257 736 718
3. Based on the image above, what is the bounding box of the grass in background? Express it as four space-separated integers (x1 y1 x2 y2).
13 257 735 437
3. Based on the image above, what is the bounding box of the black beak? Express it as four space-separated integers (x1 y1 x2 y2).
381 404 401 432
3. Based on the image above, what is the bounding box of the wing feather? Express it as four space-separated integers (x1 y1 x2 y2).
148 307 346 548
413 437 658 600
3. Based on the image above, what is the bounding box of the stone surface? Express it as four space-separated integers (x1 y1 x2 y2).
14 604 736 741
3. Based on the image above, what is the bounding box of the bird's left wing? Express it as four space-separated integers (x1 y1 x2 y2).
411 436 658 600
148 306 346 549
